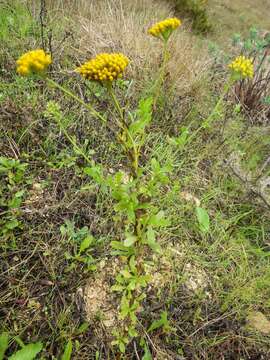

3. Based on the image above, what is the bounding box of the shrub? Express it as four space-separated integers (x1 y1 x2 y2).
172 0 212 34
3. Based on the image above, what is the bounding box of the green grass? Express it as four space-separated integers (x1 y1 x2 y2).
1 1 270 359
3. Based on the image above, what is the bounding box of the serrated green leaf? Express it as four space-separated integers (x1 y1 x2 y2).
148 311 168 332
8 342 43 360
84 166 104 184
0 332 9 360
61 340 72 360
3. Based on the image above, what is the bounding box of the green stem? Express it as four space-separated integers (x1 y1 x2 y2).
107 84 139 177
47 78 107 124
107 83 124 121
153 39 169 107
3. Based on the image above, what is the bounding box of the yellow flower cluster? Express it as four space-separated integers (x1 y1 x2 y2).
228 55 254 79
148 18 181 39
76 53 129 82
16 49 51 76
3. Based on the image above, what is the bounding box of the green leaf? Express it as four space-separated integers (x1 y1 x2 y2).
111 241 127 250
169 127 189 148
79 235 94 253
196 207 210 233
8 342 43 360
0 333 9 360
146 227 161 253
61 340 72 360
148 211 170 228
129 97 153 136
148 311 168 332
127 280 136 290
5 219 20 230
128 327 138 337
119 342 125 354
124 233 137 247
111 284 124 292
75 322 89 335
84 166 104 184
142 344 152 360
121 269 132 279
129 255 136 273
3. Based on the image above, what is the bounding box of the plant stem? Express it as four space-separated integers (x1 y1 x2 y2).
153 39 169 108
107 84 139 177
47 78 107 124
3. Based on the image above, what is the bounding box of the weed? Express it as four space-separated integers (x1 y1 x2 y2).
0 157 28 247
0 332 42 360
231 27 270 123
60 220 97 272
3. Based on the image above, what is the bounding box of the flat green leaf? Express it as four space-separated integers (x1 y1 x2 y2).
142 344 152 360
119 342 125 354
128 327 138 337
129 255 136 272
124 233 137 247
5 219 20 230
0 332 9 360
111 284 124 292
146 227 161 253
129 97 153 135
148 211 170 228
61 340 72 360
111 241 127 250
196 207 210 233
8 342 43 360
176 127 189 148
79 235 94 253
75 322 89 335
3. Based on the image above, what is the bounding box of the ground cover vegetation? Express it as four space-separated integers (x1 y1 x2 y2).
1 0 270 359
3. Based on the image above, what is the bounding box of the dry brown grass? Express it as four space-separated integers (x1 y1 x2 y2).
47 0 210 95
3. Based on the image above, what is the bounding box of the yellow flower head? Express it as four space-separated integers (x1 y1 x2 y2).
228 55 254 79
16 49 52 76
148 18 181 40
76 53 129 83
